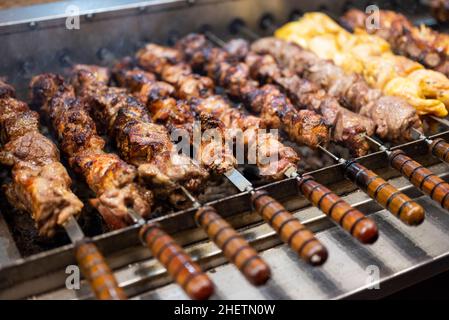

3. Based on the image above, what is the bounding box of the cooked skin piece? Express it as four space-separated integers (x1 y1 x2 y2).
0 80 83 238
174 34 330 149
30 74 153 230
71 64 209 197
133 43 299 179
242 49 374 156
252 37 423 142
342 9 449 77
275 12 449 117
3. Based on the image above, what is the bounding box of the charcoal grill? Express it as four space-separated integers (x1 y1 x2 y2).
1 0 449 300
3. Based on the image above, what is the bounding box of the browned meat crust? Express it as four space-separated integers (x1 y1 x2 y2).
70 65 209 197
0 80 83 237
30 74 153 230
134 43 299 179
114 62 237 176
173 34 330 149
242 51 374 156
251 37 423 142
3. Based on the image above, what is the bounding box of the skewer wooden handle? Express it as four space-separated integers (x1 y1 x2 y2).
139 223 214 300
430 138 449 164
344 161 425 226
74 240 127 300
251 190 328 266
297 175 378 244
389 150 449 211
195 206 271 286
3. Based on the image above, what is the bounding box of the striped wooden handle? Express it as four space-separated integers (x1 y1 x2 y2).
430 138 449 164
74 240 127 300
251 190 328 266
389 150 449 211
195 206 271 286
139 223 214 300
344 161 425 226
297 175 378 244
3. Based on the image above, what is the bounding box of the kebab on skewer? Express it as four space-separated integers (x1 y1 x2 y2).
137 41 330 151
69 63 279 285
70 64 209 202
132 41 379 245
275 12 449 118
342 9 449 77
112 61 331 268
224 41 375 157
247 37 423 143
242 34 449 209
76 65 273 285
30 73 214 300
0 80 126 300
174 33 426 227
228 34 448 214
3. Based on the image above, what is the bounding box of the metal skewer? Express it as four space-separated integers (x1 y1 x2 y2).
366 135 449 212
221 168 327 265
124 46 331 264
224 23 428 226
32 74 214 301
179 184 271 286
201 30 379 245
233 19 449 170
63 215 127 300
409 116 449 165
318 145 425 226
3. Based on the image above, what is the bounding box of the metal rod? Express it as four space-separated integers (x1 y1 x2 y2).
364 135 389 153
203 30 227 48
179 185 201 208
63 215 86 243
430 115 449 128
236 24 260 40
126 208 146 225
237 24 260 40
317 145 342 162
411 127 427 140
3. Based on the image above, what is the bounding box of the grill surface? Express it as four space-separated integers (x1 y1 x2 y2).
1 0 449 300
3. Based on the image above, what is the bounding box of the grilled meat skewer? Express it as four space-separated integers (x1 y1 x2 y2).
137 41 330 150
31 73 214 300
276 13 449 118
249 37 423 143
113 62 275 284
130 42 378 245
115 57 332 265
0 80 126 300
342 9 449 77
0 80 83 237
114 61 326 272
71 65 209 200
224 41 375 157
30 74 152 229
